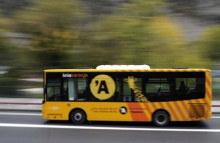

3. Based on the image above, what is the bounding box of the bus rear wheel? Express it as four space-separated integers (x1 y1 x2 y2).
153 110 170 127
70 110 87 124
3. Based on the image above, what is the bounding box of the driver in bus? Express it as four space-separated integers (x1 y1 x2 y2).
179 81 187 93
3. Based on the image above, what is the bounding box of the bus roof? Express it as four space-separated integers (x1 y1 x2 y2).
44 69 210 73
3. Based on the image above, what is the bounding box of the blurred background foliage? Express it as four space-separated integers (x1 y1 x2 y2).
0 0 219 98
199 26 220 62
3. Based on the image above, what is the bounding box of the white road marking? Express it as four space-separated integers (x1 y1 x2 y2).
0 112 220 132
0 123 220 132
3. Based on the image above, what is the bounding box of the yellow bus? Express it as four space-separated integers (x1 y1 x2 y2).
42 66 212 126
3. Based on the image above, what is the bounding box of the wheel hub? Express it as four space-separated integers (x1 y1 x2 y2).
74 113 82 121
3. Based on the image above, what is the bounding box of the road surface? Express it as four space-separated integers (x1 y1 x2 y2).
0 111 220 143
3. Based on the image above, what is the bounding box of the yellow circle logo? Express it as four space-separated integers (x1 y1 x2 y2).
90 74 116 100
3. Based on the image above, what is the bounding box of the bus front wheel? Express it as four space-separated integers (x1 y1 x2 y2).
70 110 87 124
153 110 170 127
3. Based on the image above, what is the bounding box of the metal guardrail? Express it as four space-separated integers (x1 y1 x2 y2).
0 102 41 105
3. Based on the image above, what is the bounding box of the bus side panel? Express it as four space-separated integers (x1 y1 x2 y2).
42 102 71 120
42 102 134 121
84 102 133 121
42 100 211 122
126 101 189 122
125 99 211 122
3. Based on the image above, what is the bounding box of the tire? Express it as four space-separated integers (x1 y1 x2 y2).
153 110 170 127
70 110 87 124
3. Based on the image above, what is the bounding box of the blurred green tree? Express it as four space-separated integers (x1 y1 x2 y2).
0 16 24 96
0 17 12 66
12 0 87 69
199 26 220 63
0 16 31 72
78 0 210 68
9 0 212 69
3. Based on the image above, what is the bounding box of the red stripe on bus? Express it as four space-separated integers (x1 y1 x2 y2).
151 102 157 113
143 103 152 115
206 76 211 100
206 78 211 91
188 100 200 118
127 103 148 121
173 101 186 121
166 102 179 121
181 101 189 116
205 91 211 109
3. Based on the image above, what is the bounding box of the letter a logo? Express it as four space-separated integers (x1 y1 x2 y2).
98 81 109 94
90 75 116 100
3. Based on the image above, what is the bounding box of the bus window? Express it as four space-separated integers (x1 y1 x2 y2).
77 78 87 101
47 78 61 101
115 78 123 101
67 78 87 101
196 78 205 93
176 78 193 95
68 78 77 101
133 78 143 102
176 77 205 99
63 78 68 99
145 78 171 102
123 78 132 101
115 77 143 102
115 77 136 102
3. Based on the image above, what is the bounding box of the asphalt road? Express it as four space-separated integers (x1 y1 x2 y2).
0 112 220 143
